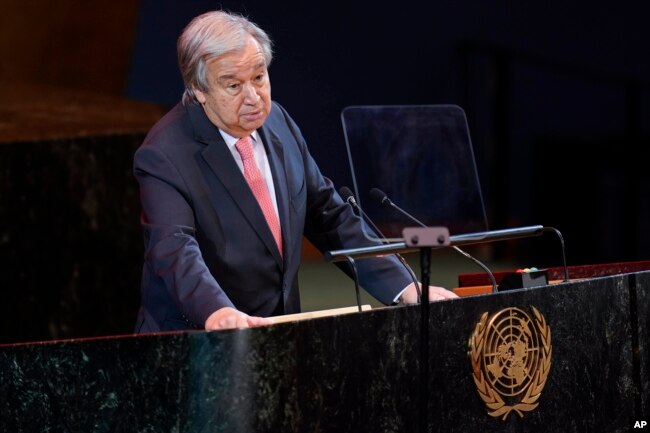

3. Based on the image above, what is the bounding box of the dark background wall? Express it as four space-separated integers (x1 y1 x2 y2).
128 0 650 265
1 0 648 343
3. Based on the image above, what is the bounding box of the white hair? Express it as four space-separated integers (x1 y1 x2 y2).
177 10 273 104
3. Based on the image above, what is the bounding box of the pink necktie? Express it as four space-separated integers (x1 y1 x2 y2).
235 136 282 256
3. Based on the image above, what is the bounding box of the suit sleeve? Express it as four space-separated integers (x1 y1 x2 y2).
274 104 413 305
134 143 235 326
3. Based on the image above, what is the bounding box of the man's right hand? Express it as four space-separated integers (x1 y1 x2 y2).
204 307 272 331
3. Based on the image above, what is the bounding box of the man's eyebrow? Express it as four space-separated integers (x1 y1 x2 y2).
217 74 236 82
217 63 266 82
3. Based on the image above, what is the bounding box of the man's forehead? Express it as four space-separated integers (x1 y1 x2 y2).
208 52 267 78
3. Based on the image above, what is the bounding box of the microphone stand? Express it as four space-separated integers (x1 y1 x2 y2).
343 256 363 312
324 225 546 262
419 245 431 433
401 226 450 433
541 226 570 282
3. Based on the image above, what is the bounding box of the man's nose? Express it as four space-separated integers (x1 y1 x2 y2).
242 82 260 103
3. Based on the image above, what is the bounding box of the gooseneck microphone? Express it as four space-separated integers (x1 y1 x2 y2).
368 188 498 293
340 186 360 209
340 187 422 302
341 187 386 243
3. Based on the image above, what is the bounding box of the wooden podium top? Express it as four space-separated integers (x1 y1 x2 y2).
267 305 372 325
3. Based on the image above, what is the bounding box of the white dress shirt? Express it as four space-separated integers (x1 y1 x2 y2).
219 129 280 219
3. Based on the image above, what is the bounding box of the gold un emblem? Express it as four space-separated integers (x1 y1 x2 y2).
468 307 552 420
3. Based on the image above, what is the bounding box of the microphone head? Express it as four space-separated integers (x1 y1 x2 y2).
369 188 389 205
339 186 357 206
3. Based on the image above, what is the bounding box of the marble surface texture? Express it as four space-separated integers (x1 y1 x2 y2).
1 271 648 432
0 83 165 344
0 135 145 343
634 271 649 415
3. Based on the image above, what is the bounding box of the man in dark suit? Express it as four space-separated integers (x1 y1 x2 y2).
133 10 457 333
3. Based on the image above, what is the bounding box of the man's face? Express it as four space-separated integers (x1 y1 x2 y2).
194 35 271 138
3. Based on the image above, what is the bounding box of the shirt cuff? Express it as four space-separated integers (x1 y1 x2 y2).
392 283 411 305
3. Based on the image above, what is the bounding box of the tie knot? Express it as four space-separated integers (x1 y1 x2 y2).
235 136 255 161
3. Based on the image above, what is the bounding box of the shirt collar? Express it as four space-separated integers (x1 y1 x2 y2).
219 129 261 152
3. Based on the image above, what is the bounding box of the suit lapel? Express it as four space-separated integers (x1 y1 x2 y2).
258 126 290 267
190 104 283 268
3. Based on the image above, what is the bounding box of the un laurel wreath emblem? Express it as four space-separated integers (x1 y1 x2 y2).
468 306 552 420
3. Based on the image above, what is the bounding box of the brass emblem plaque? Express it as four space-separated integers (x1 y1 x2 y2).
468 307 552 420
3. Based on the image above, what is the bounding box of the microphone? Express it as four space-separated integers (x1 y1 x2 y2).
339 187 422 302
340 187 387 244
369 188 498 293
340 186 360 211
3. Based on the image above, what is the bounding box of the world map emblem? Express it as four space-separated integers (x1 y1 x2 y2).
468 306 552 420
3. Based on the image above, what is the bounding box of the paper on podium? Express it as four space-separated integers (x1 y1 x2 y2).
267 305 372 325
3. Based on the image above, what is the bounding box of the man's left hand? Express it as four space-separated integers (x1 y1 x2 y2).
399 282 458 304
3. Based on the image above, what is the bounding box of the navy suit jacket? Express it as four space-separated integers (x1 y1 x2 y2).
133 101 411 332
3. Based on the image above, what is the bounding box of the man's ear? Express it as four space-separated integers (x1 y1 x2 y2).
194 87 207 104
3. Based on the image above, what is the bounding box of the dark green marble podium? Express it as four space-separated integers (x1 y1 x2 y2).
0 82 166 344
1 269 648 432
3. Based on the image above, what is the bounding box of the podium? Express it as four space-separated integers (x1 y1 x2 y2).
1 264 648 432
